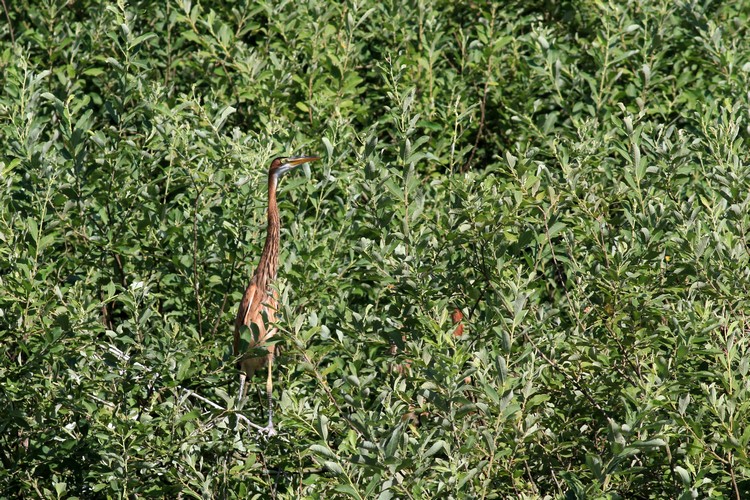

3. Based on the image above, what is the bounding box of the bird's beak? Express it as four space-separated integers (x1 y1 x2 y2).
286 155 321 168
275 155 321 177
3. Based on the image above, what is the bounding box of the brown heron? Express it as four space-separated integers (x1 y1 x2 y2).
234 155 320 436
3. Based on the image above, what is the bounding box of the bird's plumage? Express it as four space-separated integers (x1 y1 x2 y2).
234 279 278 376
233 155 319 435
233 172 281 378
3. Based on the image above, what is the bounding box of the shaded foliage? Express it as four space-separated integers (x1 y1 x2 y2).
1 0 750 498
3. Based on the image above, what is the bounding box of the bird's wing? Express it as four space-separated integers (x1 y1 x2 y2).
234 282 259 355
234 283 279 353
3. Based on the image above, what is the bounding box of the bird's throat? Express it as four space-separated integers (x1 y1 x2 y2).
252 176 281 290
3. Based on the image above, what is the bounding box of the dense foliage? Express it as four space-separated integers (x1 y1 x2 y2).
2 0 750 498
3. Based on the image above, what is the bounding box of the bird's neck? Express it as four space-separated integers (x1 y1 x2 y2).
253 175 280 291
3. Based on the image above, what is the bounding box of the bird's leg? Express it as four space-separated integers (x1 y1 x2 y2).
237 372 247 409
261 352 277 436
255 384 265 419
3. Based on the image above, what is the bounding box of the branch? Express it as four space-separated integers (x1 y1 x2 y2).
1 0 15 47
102 344 270 435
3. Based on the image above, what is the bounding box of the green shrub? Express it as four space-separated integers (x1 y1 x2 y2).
1 0 748 498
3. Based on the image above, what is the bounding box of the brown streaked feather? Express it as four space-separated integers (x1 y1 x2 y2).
234 156 319 386
233 280 278 377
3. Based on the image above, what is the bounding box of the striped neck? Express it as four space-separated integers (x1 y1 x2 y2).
253 174 280 291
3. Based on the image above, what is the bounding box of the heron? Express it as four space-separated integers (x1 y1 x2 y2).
234 155 320 436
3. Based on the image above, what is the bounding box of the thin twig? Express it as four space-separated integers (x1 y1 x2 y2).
522 329 608 418
462 80 490 173
297 347 363 438
462 6 497 173
211 191 252 338
211 254 238 337
535 206 609 417
192 186 205 339
182 389 265 432
729 453 740 500
103 342 273 436
469 238 493 320
0 0 14 47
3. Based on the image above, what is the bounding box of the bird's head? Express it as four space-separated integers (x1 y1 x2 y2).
269 155 320 179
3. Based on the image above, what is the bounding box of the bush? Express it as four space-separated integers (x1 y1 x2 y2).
1 0 749 498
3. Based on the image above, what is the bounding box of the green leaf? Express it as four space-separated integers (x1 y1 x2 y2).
323 461 344 475
424 439 447 457
213 105 236 130
309 444 335 459
333 484 359 498
321 136 333 158
674 466 691 486
129 32 157 47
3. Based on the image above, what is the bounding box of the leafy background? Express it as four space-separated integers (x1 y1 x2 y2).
2 0 750 498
